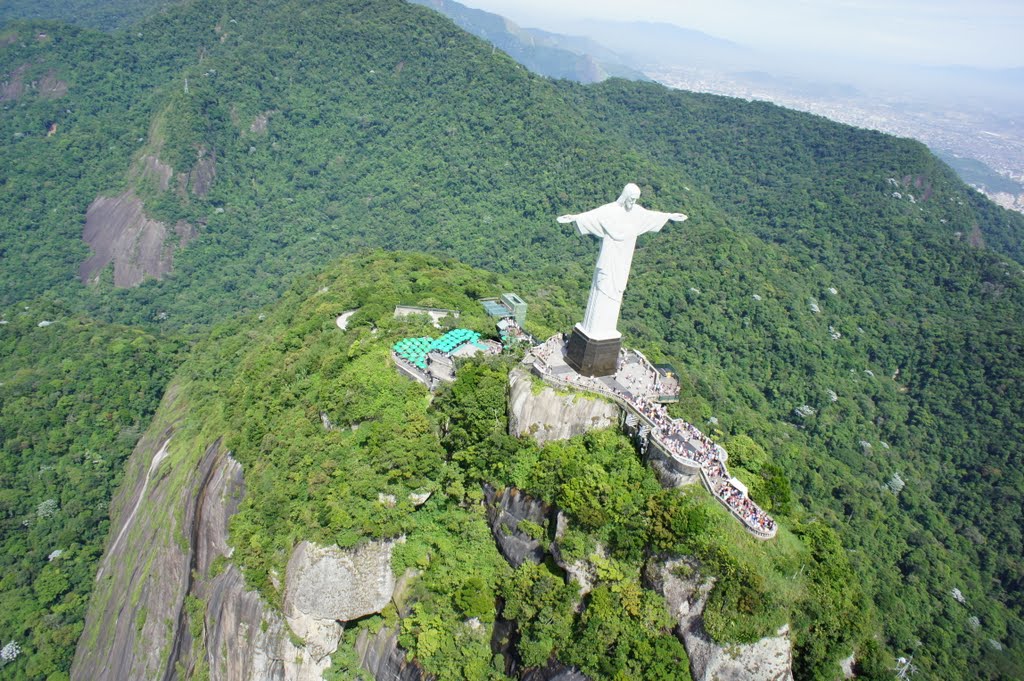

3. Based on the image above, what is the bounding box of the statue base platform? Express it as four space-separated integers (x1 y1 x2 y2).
565 327 621 377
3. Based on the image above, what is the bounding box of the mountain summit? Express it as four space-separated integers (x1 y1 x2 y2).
0 0 1022 679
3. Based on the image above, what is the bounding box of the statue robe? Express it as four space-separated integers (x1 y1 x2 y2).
569 202 676 340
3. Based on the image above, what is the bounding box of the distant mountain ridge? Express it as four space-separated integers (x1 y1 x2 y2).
561 18 753 69
407 0 648 82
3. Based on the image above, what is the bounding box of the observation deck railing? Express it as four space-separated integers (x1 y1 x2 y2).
528 360 777 540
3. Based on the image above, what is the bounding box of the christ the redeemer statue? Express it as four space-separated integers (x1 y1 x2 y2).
558 183 686 376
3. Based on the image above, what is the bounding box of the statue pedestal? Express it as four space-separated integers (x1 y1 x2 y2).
565 326 621 377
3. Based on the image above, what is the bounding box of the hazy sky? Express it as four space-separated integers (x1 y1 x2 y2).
459 0 1024 68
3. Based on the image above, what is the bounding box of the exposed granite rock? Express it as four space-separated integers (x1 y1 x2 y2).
189 147 216 197
37 70 68 99
1 63 27 101
188 463 401 681
72 385 221 681
250 111 272 134
164 440 247 675
356 626 433 681
73 382 401 681
491 616 590 681
189 459 340 681
484 484 552 568
283 539 401 660
521 662 591 681
79 190 196 287
409 491 431 507
840 652 856 679
202 564 330 681
507 367 619 446
646 557 793 681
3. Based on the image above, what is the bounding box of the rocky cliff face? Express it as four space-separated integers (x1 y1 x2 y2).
646 444 701 488
646 558 794 681
484 484 554 568
79 190 196 287
284 539 402 664
355 626 433 681
73 387 402 681
507 367 620 446
202 564 309 681
71 383 228 680
508 369 788 680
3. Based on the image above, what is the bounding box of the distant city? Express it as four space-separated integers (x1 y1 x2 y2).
427 0 1024 215
648 65 1024 213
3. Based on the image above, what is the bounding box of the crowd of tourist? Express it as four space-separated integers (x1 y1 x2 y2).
715 479 775 534
530 336 776 537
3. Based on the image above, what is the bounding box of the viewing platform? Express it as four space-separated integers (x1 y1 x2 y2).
526 334 777 540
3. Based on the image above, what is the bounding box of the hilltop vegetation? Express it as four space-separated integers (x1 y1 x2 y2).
109 252 860 680
1 0 1023 678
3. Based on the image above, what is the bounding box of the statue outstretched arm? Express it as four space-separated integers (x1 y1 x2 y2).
669 213 688 222
558 206 610 238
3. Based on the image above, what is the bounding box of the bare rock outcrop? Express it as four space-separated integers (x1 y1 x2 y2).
137 154 174 191
250 111 272 134
1 63 27 101
38 70 68 99
283 539 402 662
355 626 433 681
840 653 856 679
484 484 553 568
73 382 402 681
1 65 68 101
646 558 793 681
646 444 701 488
508 367 619 446
550 512 598 598
521 663 591 681
72 386 226 681
188 147 216 197
79 190 196 287
202 565 331 681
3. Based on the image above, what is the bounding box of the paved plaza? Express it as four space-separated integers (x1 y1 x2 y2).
530 334 673 403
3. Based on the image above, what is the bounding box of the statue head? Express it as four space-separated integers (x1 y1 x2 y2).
616 183 641 211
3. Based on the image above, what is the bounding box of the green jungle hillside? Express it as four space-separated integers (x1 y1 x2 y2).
1 0 1023 679
89 252 855 680
0 0 180 32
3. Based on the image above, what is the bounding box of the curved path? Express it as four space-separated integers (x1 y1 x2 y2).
528 338 776 539
335 309 358 330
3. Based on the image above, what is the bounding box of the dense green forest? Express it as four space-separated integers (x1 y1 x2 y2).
1 0 1023 678
0 0 179 31
0 307 183 677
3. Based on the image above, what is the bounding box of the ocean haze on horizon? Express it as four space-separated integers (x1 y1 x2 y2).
457 0 1024 69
